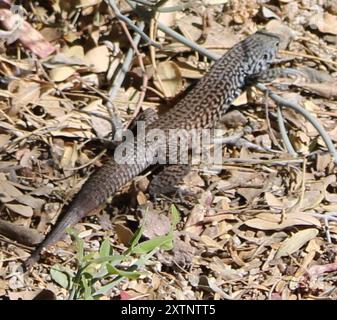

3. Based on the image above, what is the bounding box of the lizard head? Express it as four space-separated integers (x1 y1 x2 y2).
243 30 280 79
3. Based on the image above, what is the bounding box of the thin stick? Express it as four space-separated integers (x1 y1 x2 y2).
105 0 161 48
280 49 337 68
276 106 297 157
118 19 149 129
126 0 220 61
264 91 286 152
256 83 337 165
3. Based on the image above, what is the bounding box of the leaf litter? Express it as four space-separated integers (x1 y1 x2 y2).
0 0 337 300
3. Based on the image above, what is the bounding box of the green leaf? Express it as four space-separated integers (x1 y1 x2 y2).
92 280 120 297
99 239 111 257
66 227 84 263
129 225 144 249
83 252 96 262
82 276 93 300
132 234 173 254
88 254 124 266
106 264 141 279
50 266 70 289
92 271 128 296
171 204 180 227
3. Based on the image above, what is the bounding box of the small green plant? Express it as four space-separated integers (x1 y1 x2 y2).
50 205 180 300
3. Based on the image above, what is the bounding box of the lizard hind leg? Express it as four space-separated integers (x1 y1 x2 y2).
148 164 193 202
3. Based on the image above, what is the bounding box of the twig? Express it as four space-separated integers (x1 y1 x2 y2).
256 83 337 165
117 20 149 129
276 106 297 157
106 22 144 103
307 212 337 223
105 18 146 138
264 92 285 152
157 21 220 60
105 0 161 48
148 9 167 97
63 149 107 171
214 133 281 154
280 49 337 68
297 36 337 53
126 0 220 61
299 158 307 210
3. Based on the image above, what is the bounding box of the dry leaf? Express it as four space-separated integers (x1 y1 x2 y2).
174 61 204 79
142 211 171 239
114 224 134 246
153 61 183 98
200 235 223 250
13 194 44 210
0 179 23 202
275 229 319 259
296 81 337 99
309 12 337 35
244 212 320 231
84 45 110 73
60 145 77 168
49 66 77 82
8 80 41 115
5 203 33 217
0 134 11 148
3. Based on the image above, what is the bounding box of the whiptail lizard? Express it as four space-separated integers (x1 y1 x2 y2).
24 30 280 268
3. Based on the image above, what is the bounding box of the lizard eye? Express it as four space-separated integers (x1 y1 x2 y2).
263 53 270 60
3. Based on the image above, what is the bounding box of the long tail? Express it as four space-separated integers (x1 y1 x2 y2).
24 205 83 269
24 159 147 268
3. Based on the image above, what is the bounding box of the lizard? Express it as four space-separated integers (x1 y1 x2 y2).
24 30 280 268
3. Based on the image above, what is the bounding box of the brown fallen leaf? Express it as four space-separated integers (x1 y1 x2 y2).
309 12 337 35
84 45 111 73
174 61 204 79
153 61 183 98
244 212 321 231
200 235 223 250
275 228 319 259
8 79 41 116
294 81 337 99
5 203 33 217
0 178 23 202
114 223 134 246
49 66 77 82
